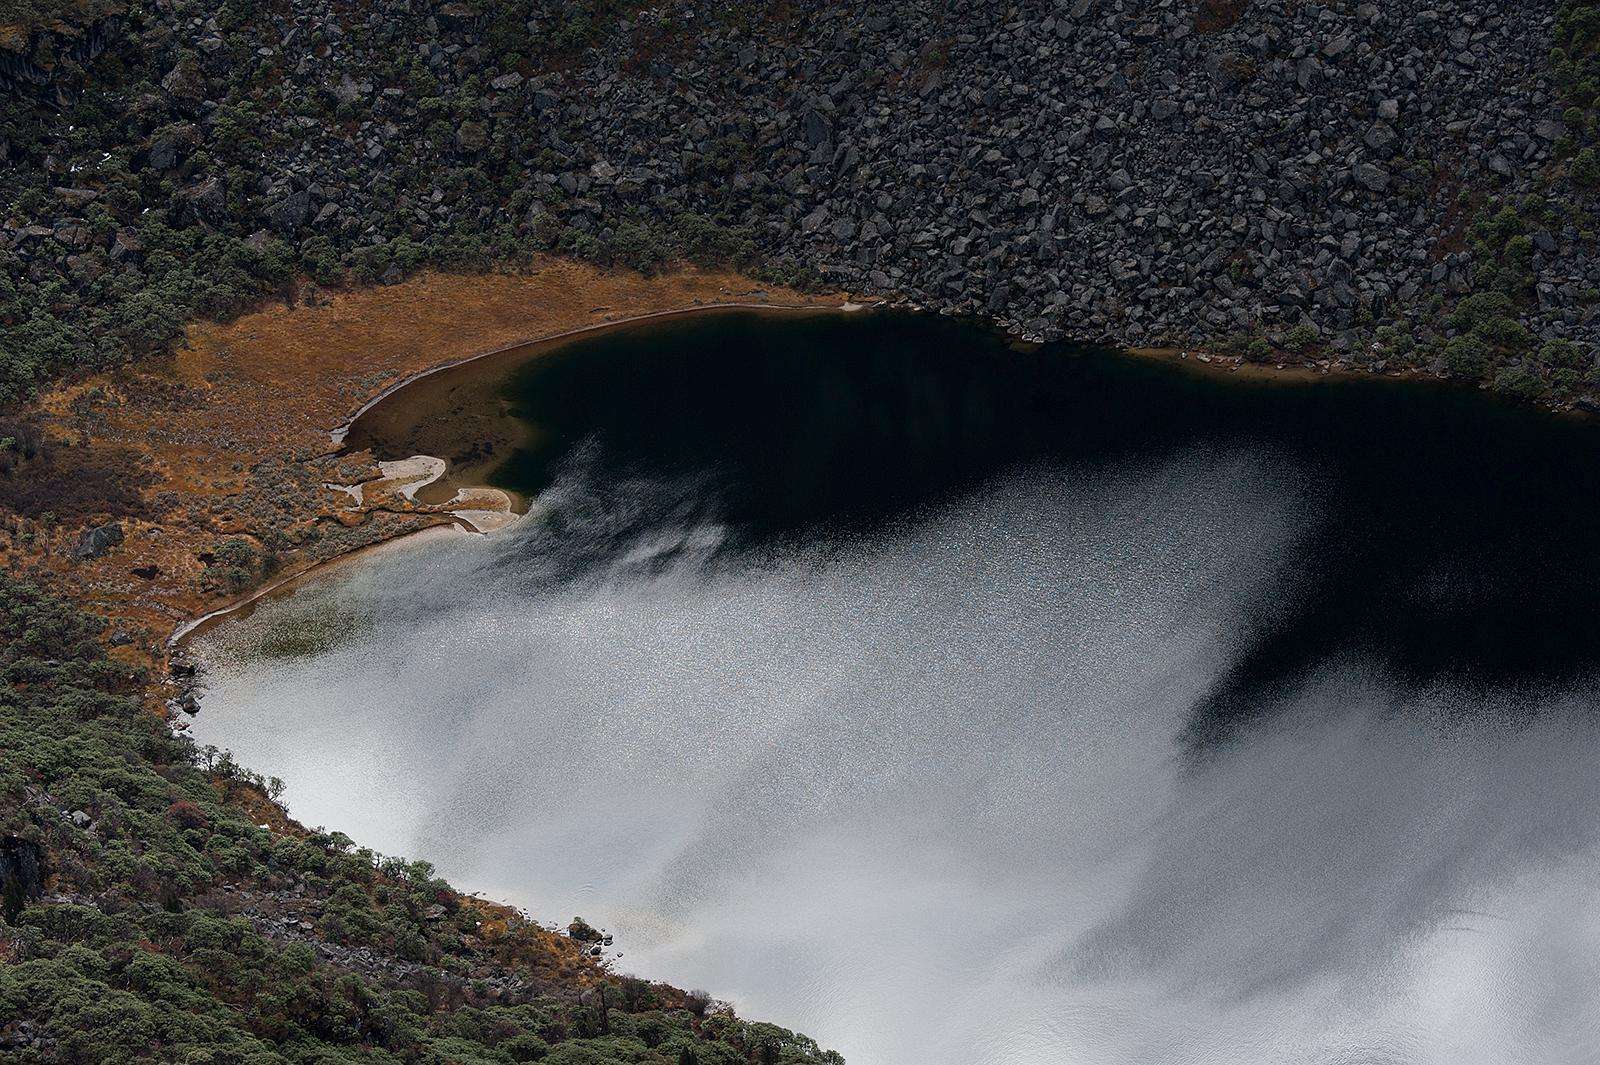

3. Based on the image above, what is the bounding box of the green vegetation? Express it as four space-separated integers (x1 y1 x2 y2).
1281 322 1320 355
1336 2 1600 403
1553 1 1600 145
0 574 844 1063
516 1 647 63
0 0 813 408
1416 129 1600 397
201 537 275 595
0 0 116 30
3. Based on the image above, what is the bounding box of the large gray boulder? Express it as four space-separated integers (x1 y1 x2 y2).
71 522 124 561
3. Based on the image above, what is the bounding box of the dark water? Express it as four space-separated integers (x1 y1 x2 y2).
193 311 1600 1064
491 311 1600 745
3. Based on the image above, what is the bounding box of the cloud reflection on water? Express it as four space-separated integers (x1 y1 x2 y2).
193 453 1600 1065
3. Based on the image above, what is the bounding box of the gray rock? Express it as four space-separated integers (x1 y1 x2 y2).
71 522 124 561
110 228 143 259
0 837 44 922
801 108 833 148
2 0 1593 411
52 187 100 207
1365 123 1399 156
1352 163 1390 192
266 189 311 233
147 134 184 171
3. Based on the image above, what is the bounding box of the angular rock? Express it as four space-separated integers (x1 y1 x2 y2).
72 522 124 560
1352 163 1390 192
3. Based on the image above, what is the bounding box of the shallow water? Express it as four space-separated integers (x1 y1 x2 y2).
193 312 1600 1064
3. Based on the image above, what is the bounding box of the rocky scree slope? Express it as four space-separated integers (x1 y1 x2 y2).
1 0 1599 408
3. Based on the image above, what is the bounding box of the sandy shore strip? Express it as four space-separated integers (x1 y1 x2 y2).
330 300 863 446
167 523 470 650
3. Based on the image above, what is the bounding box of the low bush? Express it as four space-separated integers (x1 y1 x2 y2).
1492 363 1547 401
1281 322 1320 353
1443 333 1493 381
1539 338 1589 368
1448 291 1516 333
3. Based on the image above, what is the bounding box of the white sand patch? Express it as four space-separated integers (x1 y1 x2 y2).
376 455 448 500
445 485 523 534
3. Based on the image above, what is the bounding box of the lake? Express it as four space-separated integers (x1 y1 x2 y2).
192 310 1600 1064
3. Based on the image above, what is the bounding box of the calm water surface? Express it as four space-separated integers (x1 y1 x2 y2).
193 312 1600 1064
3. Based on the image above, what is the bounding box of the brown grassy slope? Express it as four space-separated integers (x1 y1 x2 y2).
0 260 839 689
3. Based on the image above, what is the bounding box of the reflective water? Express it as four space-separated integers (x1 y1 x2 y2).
193 312 1600 1064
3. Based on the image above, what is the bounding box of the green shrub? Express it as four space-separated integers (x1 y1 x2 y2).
1444 334 1493 380
1491 363 1547 401
1373 325 1417 359
1448 292 1516 333
603 221 673 275
1281 322 1320 353
298 237 345 287
1573 147 1600 189
1473 206 1528 248
1477 316 1533 349
1539 338 1588 369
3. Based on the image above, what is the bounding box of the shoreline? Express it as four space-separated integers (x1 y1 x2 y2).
11 260 1586 705
1125 343 1598 422
167 522 467 652
1124 343 1424 386
330 300 861 445
0 262 844 703
170 301 870 653
161 301 1575 658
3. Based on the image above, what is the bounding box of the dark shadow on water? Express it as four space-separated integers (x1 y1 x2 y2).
364 310 1600 747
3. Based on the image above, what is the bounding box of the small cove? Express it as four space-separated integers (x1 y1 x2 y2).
193 310 1600 1064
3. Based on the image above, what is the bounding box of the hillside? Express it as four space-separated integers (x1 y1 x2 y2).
1 0 1598 411
4 0 1600 1060
0 573 845 1063
0 263 834 1059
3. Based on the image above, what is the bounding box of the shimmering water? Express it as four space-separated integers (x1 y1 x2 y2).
193 312 1600 1064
